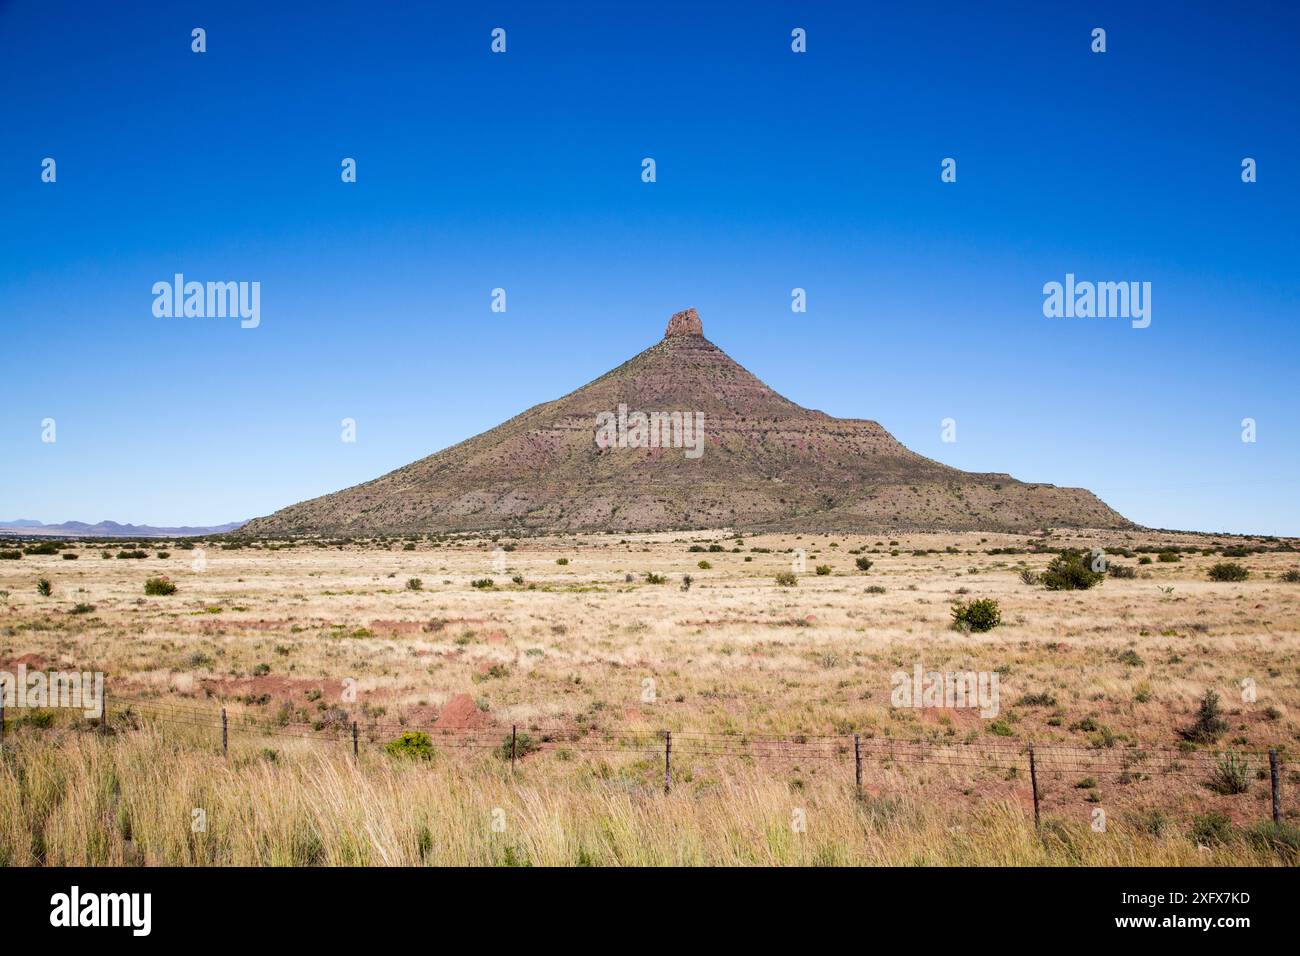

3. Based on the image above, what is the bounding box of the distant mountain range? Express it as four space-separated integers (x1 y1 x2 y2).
243 307 1132 535
0 519 246 538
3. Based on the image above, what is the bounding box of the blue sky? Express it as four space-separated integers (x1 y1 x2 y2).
2 1 1297 534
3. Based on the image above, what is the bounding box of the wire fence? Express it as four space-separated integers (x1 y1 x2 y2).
53 689 1283 830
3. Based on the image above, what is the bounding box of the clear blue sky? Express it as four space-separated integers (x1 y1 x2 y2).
2 1 1297 535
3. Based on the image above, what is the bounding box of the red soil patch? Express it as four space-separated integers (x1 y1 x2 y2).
369 619 423 635
433 693 494 729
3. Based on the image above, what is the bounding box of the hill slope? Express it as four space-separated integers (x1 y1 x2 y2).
242 309 1131 535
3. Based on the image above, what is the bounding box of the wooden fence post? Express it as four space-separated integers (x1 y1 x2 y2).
853 733 862 795
510 725 517 772
1270 748 1281 826
221 707 228 758
664 730 672 794
352 721 359 760
1028 742 1040 831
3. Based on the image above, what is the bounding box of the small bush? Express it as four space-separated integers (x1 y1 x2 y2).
156 551 170 560
1190 811 1235 847
555 558 569 566
951 598 1001 632
385 731 435 761
1208 753 1250 795
1107 564 1136 579
1280 569 1300 583
1207 562 1249 582
117 550 147 560
470 578 494 589
865 585 886 594
0 550 22 560
644 572 667 584
815 565 832 576
36 578 52 597
405 578 423 590
697 560 712 570
61 552 79 561
497 731 540 761
144 576 177 596
1039 551 1105 591
1179 690 1229 744
855 557 873 572
70 603 95 615
1018 569 1038 585
1157 551 1181 563
775 571 798 587
24 542 60 555
511 574 524 585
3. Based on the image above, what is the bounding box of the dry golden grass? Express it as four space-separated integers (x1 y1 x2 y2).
1 527 1298 866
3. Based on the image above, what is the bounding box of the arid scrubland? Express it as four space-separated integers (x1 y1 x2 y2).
1 528 1298 866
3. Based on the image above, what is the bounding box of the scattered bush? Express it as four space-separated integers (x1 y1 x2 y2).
405 578 423 591
1207 562 1249 582
61 552 79 560
814 565 832 576
865 585 886 594
644 572 667 584
1190 810 1235 847
1039 551 1105 591
1157 551 1181 563
385 731 435 761
951 598 1001 632
1179 690 1229 744
1208 753 1250 795
774 571 798 587
855 557 873 572
555 558 569 566
470 578 494 589
1281 569 1300 583
697 560 712 570
0 550 22 560
36 578 52 597
497 731 540 761
24 542 60 555
1018 569 1038 585
1107 564 1136 579
117 550 147 560
70 603 95 615
144 576 177 596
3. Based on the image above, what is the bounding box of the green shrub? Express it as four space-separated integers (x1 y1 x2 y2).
117 549 147 560
24 542 60 555
555 558 569 566
497 731 540 761
951 598 1001 632
1190 811 1235 847
1107 564 1136 579
144 576 177 596
470 578 494 589
1039 551 1105 590
814 565 832 576
774 571 798 587
1157 551 1181 563
697 560 712 570
855 557 873 572
0 550 22 560
36 578 52 597
1018 568 1038 585
406 578 423 590
70 603 95 615
1281 569 1300 583
1179 690 1229 744
61 552 78 561
385 731 435 760
643 572 667 584
1208 753 1251 795
865 585 885 594
1207 562 1249 582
